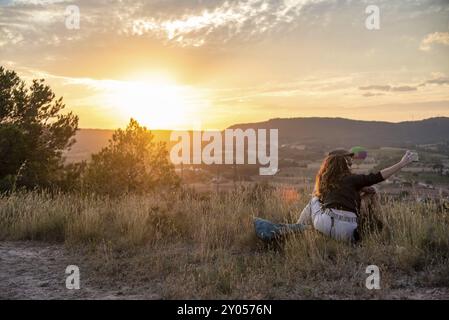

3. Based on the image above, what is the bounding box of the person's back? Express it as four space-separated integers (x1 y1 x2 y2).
320 172 384 215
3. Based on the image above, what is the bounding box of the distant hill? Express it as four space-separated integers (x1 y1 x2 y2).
65 128 173 163
66 117 449 162
229 117 449 148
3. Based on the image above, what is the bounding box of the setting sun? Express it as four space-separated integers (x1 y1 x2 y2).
104 77 197 129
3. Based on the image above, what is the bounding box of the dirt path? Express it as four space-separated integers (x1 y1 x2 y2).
0 241 160 300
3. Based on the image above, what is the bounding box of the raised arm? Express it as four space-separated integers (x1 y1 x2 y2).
380 150 414 180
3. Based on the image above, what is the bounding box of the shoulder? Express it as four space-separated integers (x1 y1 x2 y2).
342 173 362 181
345 172 384 187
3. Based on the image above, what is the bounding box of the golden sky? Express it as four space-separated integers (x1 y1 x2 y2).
1 0 449 129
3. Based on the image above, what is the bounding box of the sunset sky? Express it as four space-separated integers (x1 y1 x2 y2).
1 0 449 130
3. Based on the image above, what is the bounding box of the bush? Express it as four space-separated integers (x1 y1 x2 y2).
83 119 180 196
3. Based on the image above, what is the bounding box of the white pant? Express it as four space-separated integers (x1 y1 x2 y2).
298 197 358 242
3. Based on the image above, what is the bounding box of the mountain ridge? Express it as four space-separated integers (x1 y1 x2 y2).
67 117 449 162
228 117 449 147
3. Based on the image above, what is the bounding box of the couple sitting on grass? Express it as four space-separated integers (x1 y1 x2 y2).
254 149 416 244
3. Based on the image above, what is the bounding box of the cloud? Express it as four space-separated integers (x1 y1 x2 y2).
2 0 448 52
362 92 385 97
0 0 332 49
0 1 79 49
0 26 24 47
360 74 449 95
390 86 417 92
359 85 417 92
423 76 449 85
420 32 449 51
127 0 328 46
10 0 71 4
212 74 359 102
359 85 391 91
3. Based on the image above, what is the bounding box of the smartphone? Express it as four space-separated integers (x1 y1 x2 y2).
411 151 419 162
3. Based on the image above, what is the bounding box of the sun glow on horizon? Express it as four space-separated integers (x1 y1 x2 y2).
103 75 201 130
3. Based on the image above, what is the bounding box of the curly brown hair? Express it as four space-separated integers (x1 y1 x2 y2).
314 155 351 201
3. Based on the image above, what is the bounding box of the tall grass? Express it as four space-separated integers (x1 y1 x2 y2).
0 185 448 298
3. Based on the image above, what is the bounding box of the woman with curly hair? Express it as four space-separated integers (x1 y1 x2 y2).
254 149 415 244
297 149 415 242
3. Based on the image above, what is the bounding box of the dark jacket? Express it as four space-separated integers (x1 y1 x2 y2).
320 172 384 215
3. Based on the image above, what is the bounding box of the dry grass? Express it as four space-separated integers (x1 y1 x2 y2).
0 184 448 299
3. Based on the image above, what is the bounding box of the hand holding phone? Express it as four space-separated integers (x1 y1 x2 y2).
401 150 417 165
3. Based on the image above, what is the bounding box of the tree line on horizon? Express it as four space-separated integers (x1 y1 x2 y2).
0 66 179 195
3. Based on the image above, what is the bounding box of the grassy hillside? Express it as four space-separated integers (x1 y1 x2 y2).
1 187 448 299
